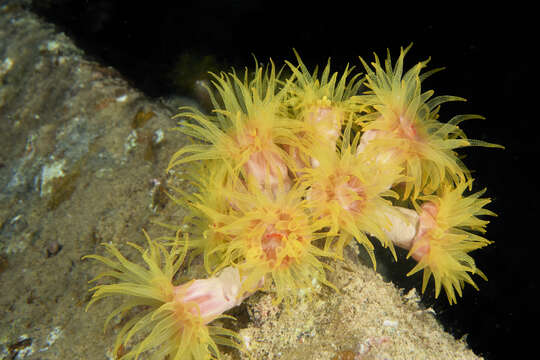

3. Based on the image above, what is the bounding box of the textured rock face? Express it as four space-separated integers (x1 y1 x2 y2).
0 4 187 358
0 4 482 359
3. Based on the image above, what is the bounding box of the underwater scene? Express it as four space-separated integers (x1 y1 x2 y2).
1 2 531 359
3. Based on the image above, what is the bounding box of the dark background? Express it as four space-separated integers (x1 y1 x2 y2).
30 1 535 359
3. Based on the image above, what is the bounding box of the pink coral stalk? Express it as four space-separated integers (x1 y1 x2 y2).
304 102 343 151
243 149 292 196
381 206 419 251
174 266 260 323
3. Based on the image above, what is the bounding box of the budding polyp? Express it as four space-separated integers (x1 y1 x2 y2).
304 97 344 148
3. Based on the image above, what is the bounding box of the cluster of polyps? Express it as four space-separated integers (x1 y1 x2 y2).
85 46 501 359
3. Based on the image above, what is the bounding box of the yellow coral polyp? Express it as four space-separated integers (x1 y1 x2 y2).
302 96 345 149
167 60 302 182
358 44 503 200
406 181 495 304
84 230 241 360
301 128 406 265
284 50 364 148
194 182 336 306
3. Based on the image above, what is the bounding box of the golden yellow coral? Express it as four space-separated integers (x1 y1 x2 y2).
192 178 336 306
406 181 495 304
300 124 407 266
84 230 241 360
167 60 302 188
284 49 364 151
358 44 502 200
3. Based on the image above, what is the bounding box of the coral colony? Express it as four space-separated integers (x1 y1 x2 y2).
84 46 502 359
